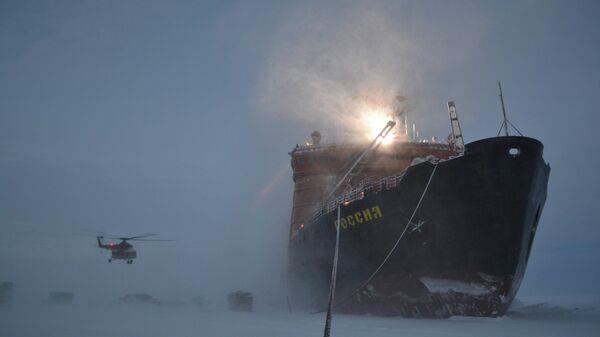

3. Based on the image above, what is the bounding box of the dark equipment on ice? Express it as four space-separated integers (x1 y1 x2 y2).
44 291 74 305
191 296 205 307
0 281 14 307
119 293 161 306
227 291 253 312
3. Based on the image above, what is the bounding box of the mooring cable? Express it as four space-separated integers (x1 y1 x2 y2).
334 162 439 310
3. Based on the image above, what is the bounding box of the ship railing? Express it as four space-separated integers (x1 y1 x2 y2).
291 141 455 155
312 171 407 220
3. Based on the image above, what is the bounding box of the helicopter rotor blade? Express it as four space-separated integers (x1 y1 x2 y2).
129 239 174 242
122 234 157 240
104 234 157 241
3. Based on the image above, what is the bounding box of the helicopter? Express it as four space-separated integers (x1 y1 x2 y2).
96 234 172 264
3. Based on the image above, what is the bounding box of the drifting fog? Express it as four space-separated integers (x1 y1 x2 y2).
260 4 423 141
258 2 488 143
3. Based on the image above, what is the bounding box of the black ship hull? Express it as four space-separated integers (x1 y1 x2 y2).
288 136 550 318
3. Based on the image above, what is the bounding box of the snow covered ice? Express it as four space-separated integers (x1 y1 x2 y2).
1 297 598 337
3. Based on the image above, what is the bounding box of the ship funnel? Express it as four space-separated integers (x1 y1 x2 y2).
311 131 321 145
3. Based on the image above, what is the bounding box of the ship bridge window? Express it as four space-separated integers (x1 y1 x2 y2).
508 147 520 157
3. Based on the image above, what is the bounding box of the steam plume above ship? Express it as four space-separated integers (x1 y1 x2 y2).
259 3 424 141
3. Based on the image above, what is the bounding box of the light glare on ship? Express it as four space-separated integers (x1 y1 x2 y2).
362 108 394 145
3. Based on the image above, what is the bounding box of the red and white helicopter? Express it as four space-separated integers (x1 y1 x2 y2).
96 234 172 264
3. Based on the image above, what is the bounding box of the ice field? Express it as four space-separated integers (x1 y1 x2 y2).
1 297 599 337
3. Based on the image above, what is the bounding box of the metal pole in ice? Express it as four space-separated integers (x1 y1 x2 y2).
323 205 341 337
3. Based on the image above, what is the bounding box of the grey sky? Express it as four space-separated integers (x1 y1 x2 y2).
1 0 599 302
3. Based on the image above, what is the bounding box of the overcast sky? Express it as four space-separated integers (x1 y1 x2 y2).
1 0 599 303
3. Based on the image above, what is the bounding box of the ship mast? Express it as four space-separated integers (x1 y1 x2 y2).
496 81 523 137
498 81 509 137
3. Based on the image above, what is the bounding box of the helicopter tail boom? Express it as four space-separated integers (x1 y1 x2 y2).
96 236 108 249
